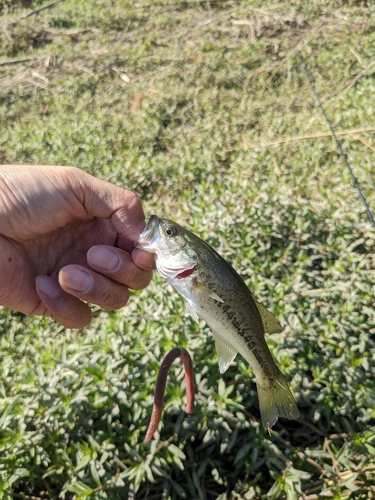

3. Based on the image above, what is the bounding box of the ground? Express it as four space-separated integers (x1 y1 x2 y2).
1 0 375 499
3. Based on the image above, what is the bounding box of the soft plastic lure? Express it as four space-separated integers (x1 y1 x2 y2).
145 347 195 442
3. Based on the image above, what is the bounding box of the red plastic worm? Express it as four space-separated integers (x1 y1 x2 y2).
145 347 195 442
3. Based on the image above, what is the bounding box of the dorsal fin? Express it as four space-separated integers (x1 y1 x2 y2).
255 300 282 334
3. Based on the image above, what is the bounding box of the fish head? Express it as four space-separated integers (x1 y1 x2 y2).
136 215 197 279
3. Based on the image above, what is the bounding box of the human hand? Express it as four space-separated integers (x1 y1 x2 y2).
0 165 155 328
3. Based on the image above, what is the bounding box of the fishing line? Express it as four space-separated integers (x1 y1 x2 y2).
296 51 375 230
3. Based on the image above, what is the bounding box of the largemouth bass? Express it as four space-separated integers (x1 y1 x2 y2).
136 215 299 429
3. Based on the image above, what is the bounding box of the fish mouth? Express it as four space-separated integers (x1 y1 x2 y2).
135 215 160 250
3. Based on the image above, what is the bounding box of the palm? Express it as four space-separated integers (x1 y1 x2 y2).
20 219 118 280
4 219 115 314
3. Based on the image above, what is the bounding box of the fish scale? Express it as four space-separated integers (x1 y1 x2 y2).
136 215 299 429
179 243 280 378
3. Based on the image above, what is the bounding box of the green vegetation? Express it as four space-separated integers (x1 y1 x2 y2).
1 0 375 498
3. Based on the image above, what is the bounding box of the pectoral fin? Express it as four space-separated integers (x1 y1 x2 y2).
185 300 199 323
214 336 238 374
193 280 224 303
255 300 282 334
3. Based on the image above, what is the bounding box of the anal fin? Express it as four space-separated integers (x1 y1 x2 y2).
214 336 237 374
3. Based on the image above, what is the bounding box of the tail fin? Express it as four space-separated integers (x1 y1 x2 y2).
257 373 299 429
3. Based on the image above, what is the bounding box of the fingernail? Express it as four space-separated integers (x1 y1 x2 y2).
88 246 120 271
59 267 92 293
36 277 60 298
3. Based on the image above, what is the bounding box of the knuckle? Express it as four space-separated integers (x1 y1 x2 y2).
124 264 151 290
127 192 142 211
100 285 129 310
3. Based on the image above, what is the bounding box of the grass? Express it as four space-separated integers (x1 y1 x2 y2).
1 0 375 498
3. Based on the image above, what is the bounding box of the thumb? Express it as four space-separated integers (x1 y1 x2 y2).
70 168 146 242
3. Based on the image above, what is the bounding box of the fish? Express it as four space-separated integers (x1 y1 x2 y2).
136 215 299 429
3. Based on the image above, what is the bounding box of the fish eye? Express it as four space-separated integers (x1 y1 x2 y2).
164 226 177 237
